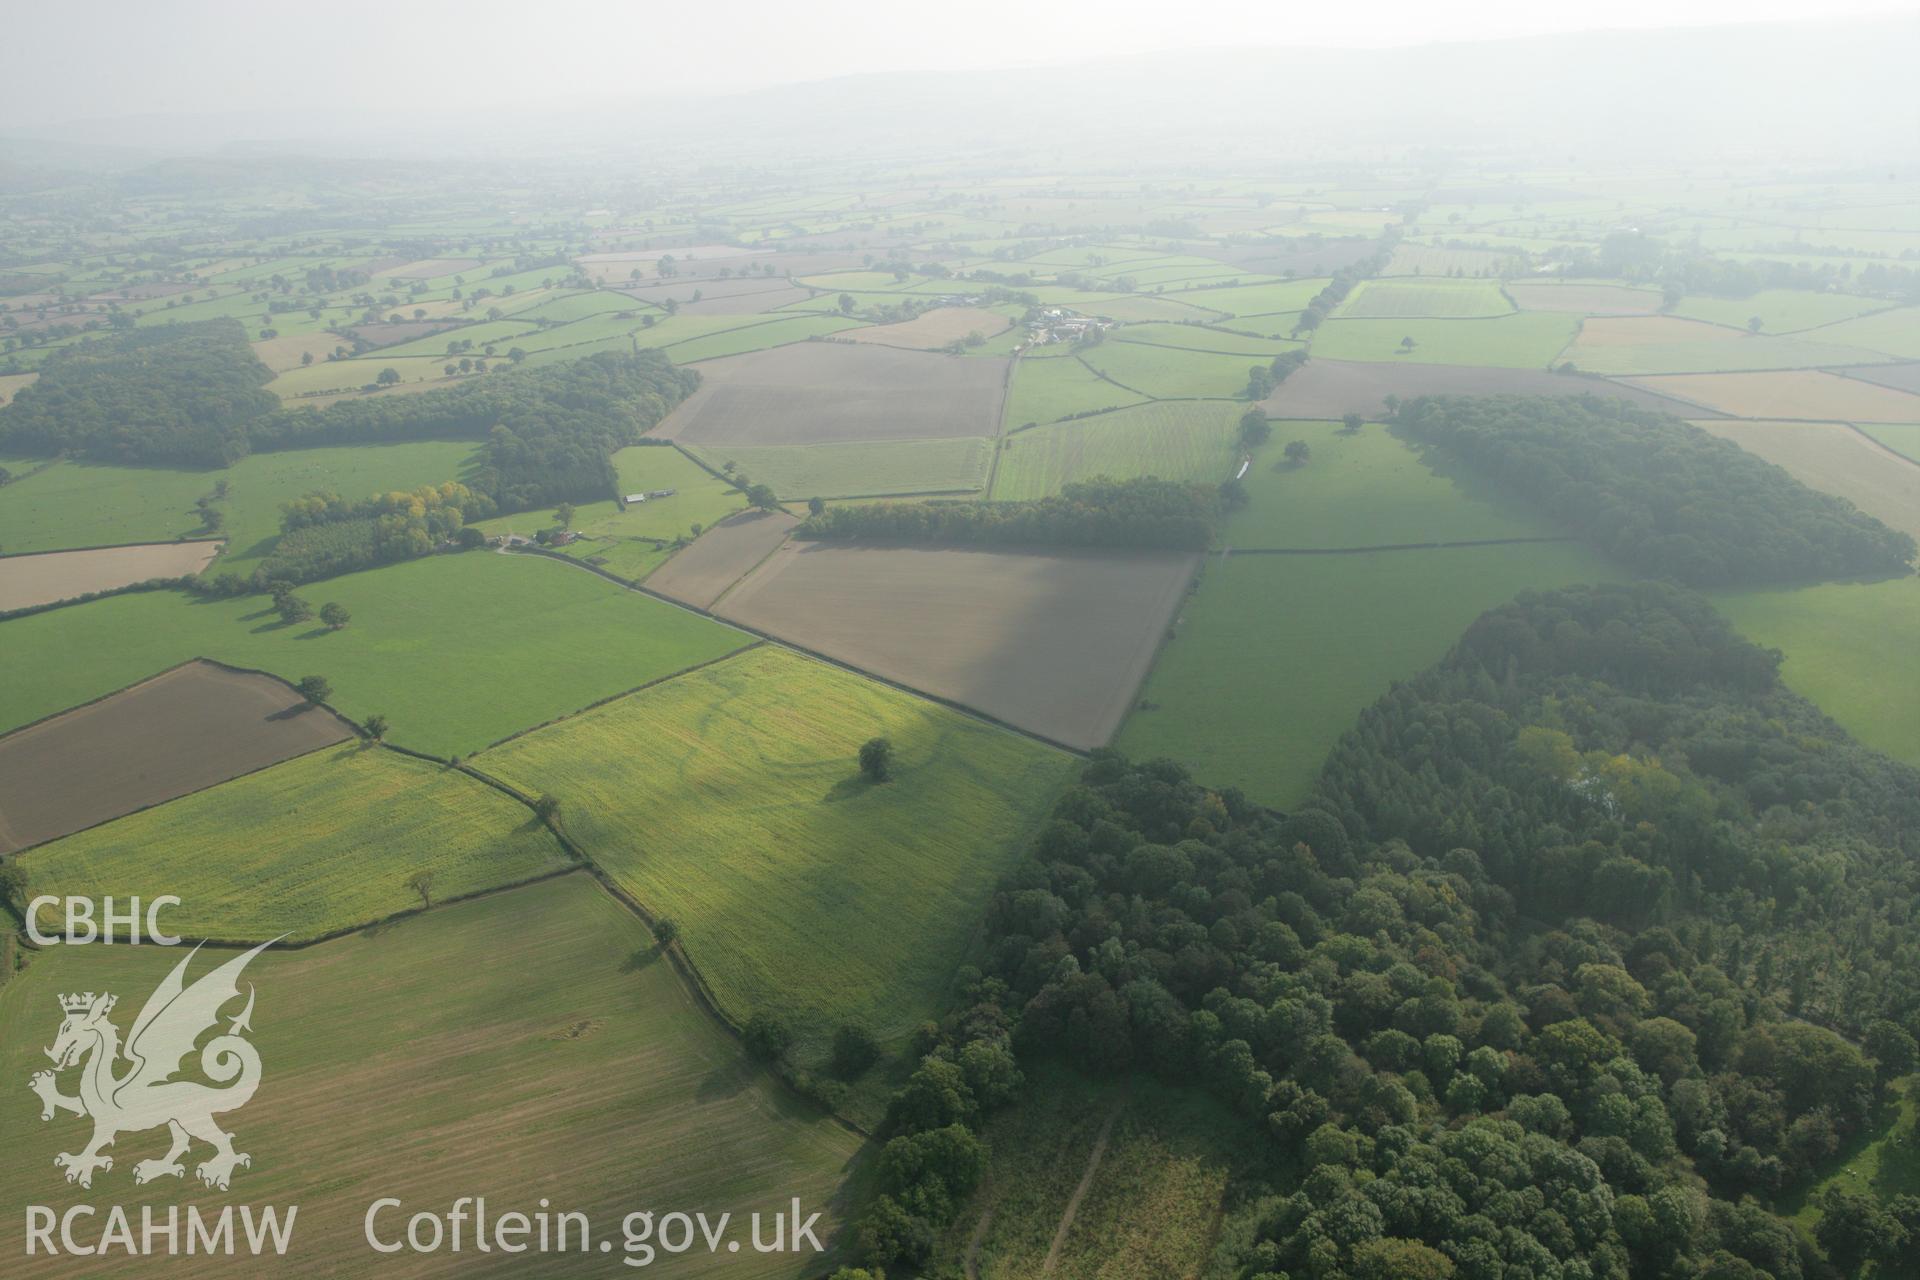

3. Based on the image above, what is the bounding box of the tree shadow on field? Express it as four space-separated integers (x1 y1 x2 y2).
291 626 332 640
620 947 660 974
823 773 878 804
696 1056 754 1103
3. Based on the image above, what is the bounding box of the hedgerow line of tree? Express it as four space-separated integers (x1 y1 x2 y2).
795 477 1220 552
1391 394 1916 588
844 582 1920 1277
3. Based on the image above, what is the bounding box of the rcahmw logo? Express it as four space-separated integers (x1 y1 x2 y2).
23 939 299 1259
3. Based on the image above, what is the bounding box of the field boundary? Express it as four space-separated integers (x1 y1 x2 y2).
509 544 1095 756
0 536 226 561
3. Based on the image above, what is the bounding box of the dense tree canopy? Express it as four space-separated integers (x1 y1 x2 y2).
939 583 1919 1279
1393 395 1915 586
0 319 277 465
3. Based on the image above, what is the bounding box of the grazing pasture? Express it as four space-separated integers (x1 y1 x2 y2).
656 342 1008 444
1004 354 1147 426
992 401 1241 500
0 660 353 854
1224 422 1553 548
0 540 221 610
646 509 800 608
1559 315 1888 374
17 742 570 942
1077 341 1259 399
1790 305 1920 359
1858 423 1920 462
1695 420 1920 542
1258 358 1708 420
0 553 748 758
1337 278 1513 318
685 437 991 499
1672 289 1890 334
479 646 1072 1064
716 542 1198 750
0 441 476 567
0 875 864 1278
1715 577 1920 768
1116 542 1621 807
664 313 866 362
1506 281 1662 314
1624 369 1920 421
1309 313 1578 366
840 306 1012 349
1111 323 1296 357
1163 278 1326 319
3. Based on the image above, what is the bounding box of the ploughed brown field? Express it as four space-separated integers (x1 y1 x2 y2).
0 660 354 853
645 509 800 609
841 306 1012 350
1695 420 1920 543
1625 370 1920 421
1506 282 1663 314
654 343 1009 445
714 542 1199 750
0 541 222 611
1258 358 1715 419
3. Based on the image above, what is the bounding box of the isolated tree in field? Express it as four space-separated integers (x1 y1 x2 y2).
508 346 526 363
533 792 562 822
746 483 780 512
742 1011 794 1062
1284 439 1312 466
376 366 401 386
364 713 389 742
808 496 827 517
301 350 314 366
278 594 314 625
1399 336 1416 352
444 363 457 375
838 292 856 315
1239 407 1272 447
296 675 332 705
554 501 576 529
859 737 894 783
831 1023 882 1079
1748 315 1764 333
319 602 350 631
405 869 436 911
652 917 679 950
1341 412 1364 433
656 254 678 278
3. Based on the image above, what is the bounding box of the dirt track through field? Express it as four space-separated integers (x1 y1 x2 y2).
715 542 1198 750
0 541 221 611
1043 1102 1122 1274
0 661 354 853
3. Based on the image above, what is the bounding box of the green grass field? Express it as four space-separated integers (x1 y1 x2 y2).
666 315 866 362
0 552 748 758
0 875 864 1277
1563 329 1892 376
1004 355 1147 427
1309 313 1579 366
0 442 477 569
1078 342 1258 400
992 402 1241 500
1110 323 1297 357
18 743 571 941
1337 278 1514 318
1223 423 1554 548
477 646 1074 1061
685 437 992 498
1163 279 1326 318
1672 289 1891 334
1859 423 1920 463
1118 542 1623 807
1714 576 1920 768
1801 306 1920 360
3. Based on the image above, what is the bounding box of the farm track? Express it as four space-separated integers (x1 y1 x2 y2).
1041 1100 1123 1275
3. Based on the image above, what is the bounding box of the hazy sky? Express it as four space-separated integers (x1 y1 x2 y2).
6 0 1918 130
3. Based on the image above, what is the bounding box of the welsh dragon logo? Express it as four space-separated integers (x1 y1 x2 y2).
28 940 273 1191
